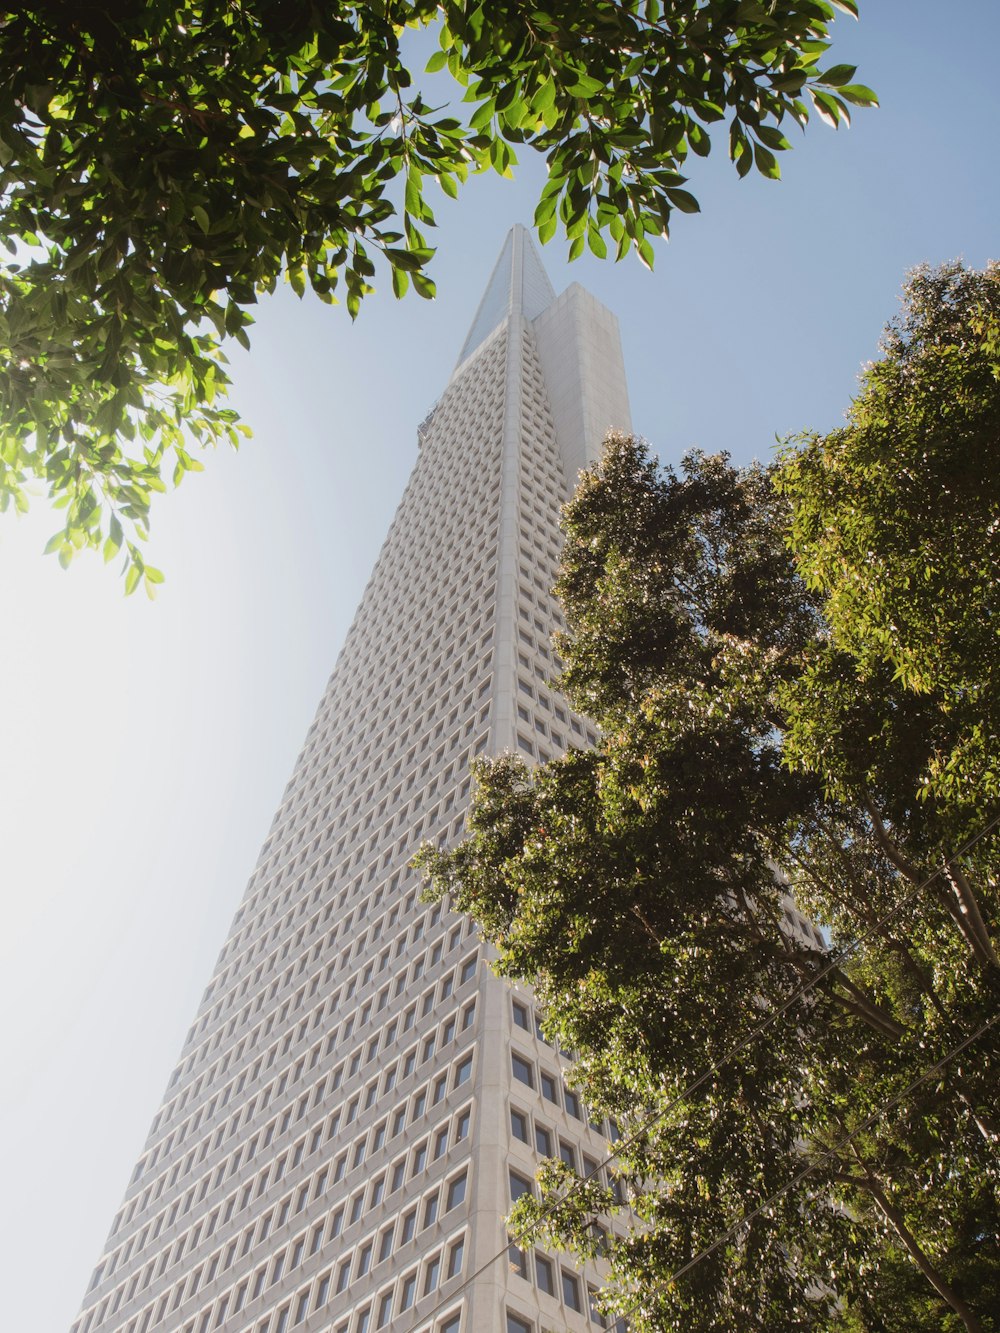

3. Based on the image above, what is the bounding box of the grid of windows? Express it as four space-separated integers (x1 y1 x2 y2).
72 231 628 1333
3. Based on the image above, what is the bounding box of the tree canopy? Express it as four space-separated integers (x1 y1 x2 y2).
418 263 1000 1332
0 0 874 590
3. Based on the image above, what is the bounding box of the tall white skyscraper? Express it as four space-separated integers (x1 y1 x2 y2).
72 227 632 1333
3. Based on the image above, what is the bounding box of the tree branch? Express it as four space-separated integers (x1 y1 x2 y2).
943 860 999 969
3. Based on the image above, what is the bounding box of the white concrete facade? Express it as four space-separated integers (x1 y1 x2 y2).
72 227 632 1333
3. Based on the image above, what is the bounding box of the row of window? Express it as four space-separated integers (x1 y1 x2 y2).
84 1100 474 1332
148 898 472 1170
192 871 460 1080
128 944 478 1234
511 1050 584 1120
510 1106 609 1189
225 615 494 970
104 906 480 1290
94 1032 474 1309
507 1244 601 1319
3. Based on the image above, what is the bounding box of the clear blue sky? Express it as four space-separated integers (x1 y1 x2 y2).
1 4 998 1328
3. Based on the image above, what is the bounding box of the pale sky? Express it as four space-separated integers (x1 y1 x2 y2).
2 4 998 1329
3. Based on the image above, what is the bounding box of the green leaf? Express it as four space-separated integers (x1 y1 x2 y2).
665 188 700 215
757 125 793 152
412 271 435 300
0 0 875 592
819 64 857 86
753 143 781 179
587 227 608 260
837 84 879 107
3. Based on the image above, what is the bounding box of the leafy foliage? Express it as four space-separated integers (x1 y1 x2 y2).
777 261 1000 812
418 265 999 1332
0 0 874 587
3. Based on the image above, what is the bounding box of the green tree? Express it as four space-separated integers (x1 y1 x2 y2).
0 0 874 589
418 264 999 1331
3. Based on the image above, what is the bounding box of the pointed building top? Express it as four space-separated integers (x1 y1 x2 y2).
455 224 556 367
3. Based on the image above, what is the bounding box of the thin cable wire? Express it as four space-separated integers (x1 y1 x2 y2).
431 809 1000 1318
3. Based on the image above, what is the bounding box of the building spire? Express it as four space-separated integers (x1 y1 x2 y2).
456 224 556 367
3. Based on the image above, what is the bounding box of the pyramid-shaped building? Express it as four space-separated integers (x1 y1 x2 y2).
72 227 632 1333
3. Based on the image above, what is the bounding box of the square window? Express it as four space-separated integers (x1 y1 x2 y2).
535 1124 552 1157
376 1291 393 1329
535 1254 555 1296
400 1272 417 1311
509 1170 533 1202
423 1193 439 1228
507 1315 532 1333
589 1288 608 1326
401 1209 416 1245
508 1244 528 1280
378 1227 394 1263
511 1054 533 1088
540 1072 558 1104
562 1270 582 1312
512 1001 530 1031
455 1054 473 1087
447 1236 465 1279
565 1089 583 1119
511 1109 528 1143
446 1172 467 1212
424 1254 441 1294
441 1316 462 1333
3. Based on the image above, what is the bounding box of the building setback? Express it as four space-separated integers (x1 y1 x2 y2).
72 227 633 1333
